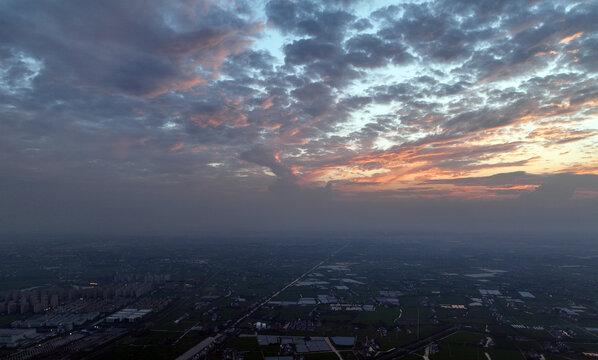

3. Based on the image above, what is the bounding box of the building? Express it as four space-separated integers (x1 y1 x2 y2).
0 328 37 348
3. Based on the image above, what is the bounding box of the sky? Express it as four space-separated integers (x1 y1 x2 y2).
1 0 598 236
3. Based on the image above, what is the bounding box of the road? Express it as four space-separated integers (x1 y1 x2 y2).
176 243 349 360
175 336 217 360
373 326 460 360
231 244 347 328
325 337 344 360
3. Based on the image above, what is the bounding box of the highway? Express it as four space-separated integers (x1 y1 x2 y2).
373 326 460 360
175 336 217 360
325 336 344 360
231 243 347 328
176 243 349 360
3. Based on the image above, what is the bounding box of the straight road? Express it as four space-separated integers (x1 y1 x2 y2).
175 336 217 360
177 243 349 360
325 336 344 360
373 326 459 360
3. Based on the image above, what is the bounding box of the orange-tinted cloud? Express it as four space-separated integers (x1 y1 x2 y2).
559 32 583 44
281 96 598 199
190 98 249 128
262 96 275 109
170 142 185 152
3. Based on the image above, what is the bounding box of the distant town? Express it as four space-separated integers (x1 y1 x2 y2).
1 233 598 360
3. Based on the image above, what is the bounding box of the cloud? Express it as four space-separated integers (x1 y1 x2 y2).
265 0 355 41
560 32 584 44
0 0 260 97
1 0 598 236
284 39 340 65
425 171 540 187
344 34 412 68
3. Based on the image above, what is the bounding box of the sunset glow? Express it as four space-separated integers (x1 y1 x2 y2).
1 0 598 234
